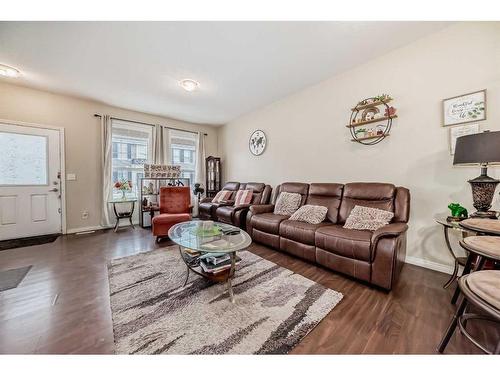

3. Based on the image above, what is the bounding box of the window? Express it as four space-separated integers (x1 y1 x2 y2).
169 129 197 189
111 120 153 199
0 132 48 185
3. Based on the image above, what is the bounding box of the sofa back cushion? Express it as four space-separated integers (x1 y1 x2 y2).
243 182 266 204
338 182 396 224
306 183 344 223
222 181 240 192
278 182 309 206
394 187 411 223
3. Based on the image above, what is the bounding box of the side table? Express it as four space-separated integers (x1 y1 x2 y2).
109 199 136 232
435 217 476 288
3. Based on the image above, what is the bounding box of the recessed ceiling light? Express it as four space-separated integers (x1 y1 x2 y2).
0 64 20 78
179 79 199 92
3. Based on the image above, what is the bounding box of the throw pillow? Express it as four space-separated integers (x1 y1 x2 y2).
289 205 328 224
212 190 233 203
234 189 253 206
343 205 394 231
274 192 302 215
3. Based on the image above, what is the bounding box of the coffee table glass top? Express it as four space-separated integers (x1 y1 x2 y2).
168 221 252 254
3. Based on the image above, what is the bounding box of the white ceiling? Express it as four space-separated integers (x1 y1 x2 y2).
0 22 451 125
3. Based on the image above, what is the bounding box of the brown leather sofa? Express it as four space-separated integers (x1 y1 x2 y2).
216 183 272 229
246 182 410 290
198 181 241 220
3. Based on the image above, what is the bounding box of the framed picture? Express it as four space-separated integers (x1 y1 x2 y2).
442 89 486 126
449 123 480 155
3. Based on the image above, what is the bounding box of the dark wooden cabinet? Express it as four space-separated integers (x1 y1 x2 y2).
205 156 221 198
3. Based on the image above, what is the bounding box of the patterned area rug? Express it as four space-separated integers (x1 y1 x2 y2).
108 247 343 354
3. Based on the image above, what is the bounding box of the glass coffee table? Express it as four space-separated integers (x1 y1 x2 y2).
168 221 252 303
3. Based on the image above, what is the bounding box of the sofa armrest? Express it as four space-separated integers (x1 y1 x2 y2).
249 204 275 215
200 197 213 204
371 223 408 249
233 204 252 212
218 200 235 207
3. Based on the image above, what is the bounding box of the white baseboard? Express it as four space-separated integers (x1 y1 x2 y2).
66 220 141 234
66 225 106 234
405 256 455 275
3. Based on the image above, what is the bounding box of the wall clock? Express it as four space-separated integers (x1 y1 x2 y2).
249 130 267 156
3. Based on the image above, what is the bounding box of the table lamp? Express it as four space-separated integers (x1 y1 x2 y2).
453 130 500 219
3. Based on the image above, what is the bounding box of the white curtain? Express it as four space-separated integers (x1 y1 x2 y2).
153 125 168 164
100 115 112 227
195 131 206 188
193 132 206 216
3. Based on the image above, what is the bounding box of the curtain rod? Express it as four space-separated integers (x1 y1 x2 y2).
93 114 207 136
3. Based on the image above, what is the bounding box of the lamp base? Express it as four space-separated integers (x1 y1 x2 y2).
468 169 499 216
470 210 498 220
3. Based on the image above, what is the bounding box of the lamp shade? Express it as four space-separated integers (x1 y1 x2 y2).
453 131 500 165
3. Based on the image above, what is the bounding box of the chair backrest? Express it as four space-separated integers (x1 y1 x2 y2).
306 183 344 223
338 182 397 224
159 186 191 214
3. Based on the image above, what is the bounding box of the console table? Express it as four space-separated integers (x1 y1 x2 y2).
108 199 136 232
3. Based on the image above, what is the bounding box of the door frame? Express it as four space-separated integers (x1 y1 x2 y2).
0 118 67 234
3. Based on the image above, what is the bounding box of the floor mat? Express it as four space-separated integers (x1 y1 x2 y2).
0 234 60 251
0 265 32 292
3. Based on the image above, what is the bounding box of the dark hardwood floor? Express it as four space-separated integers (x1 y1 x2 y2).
0 227 497 354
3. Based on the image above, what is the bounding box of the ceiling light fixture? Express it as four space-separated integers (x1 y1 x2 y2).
179 79 199 92
0 64 20 78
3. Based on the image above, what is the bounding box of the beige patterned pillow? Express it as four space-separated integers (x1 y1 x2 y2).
274 192 302 215
343 205 394 231
289 205 328 224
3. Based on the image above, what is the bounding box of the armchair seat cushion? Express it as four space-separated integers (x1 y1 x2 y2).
280 220 330 245
152 213 191 224
315 225 372 262
251 213 290 235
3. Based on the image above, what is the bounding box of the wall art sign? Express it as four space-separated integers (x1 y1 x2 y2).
443 89 486 127
249 130 267 156
449 123 480 155
144 164 181 178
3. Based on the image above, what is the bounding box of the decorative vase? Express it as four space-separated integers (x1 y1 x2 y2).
121 190 126 200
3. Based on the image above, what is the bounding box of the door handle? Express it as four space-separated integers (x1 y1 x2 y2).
49 188 59 192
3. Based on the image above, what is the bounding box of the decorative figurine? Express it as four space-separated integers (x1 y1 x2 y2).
447 203 468 222
355 128 367 137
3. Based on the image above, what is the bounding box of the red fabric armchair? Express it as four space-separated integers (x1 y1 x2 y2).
152 186 192 242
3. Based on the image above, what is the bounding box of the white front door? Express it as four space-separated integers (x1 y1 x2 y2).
0 122 62 240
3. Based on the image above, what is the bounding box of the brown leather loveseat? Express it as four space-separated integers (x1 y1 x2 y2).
199 182 272 228
216 183 272 229
198 181 241 220
246 182 410 290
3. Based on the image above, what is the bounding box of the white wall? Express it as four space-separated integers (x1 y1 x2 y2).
0 82 219 232
218 22 500 272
